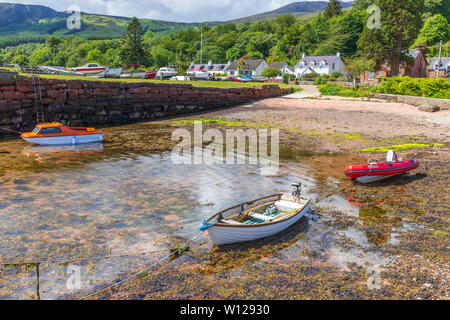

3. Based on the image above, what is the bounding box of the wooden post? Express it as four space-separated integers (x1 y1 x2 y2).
436 40 442 79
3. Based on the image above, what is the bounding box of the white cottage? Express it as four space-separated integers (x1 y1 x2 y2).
269 62 295 75
294 53 347 78
227 59 269 77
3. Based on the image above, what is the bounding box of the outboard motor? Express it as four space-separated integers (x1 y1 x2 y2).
291 183 302 201
386 150 399 163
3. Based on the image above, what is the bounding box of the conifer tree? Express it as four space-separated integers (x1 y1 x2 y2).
120 17 147 65
324 0 343 19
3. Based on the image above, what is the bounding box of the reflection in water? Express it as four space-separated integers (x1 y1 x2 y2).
23 142 103 155
22 143 104 163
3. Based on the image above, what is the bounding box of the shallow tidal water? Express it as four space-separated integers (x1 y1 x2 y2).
0 122 419 299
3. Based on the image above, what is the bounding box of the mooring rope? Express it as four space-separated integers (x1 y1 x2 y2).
81 231 205 300
0 127 22 134
0 248 172 267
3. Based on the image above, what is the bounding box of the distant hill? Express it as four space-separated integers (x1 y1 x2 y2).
228 1 353 23
0 1 354 44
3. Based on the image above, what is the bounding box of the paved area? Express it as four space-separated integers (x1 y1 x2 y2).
284 85 321 99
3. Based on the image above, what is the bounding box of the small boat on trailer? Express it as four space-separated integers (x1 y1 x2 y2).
21 122 103 145
199 183 310 245
345 150 419 184
68 63 108 76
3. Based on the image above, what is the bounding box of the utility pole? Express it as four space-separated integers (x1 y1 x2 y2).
436 40 442 79
200 27 203 65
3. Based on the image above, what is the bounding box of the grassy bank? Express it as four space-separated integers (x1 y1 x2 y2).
318 84 370 97
3 69 300 92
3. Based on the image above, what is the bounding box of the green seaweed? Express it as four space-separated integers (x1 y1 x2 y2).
356 143 444 154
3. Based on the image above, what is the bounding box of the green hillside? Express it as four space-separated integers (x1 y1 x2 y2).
0 1 354 45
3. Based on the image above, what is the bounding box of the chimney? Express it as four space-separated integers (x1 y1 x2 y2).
302 53 306 59
337 52 340 58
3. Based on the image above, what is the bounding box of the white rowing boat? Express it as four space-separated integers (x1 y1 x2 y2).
199 183 310 245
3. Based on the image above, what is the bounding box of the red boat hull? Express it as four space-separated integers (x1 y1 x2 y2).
345 159 419 179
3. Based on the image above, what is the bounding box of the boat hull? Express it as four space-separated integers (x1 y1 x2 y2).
205 202 310 245
71 68 107 76
356 173 404 184
345 159 419 183
22 133 103 145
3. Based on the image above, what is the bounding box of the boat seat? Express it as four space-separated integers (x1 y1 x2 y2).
222 219 243 225
275 200 303 212
248 212 273 221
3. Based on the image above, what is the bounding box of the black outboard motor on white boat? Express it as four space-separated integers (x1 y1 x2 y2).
291 182 302 201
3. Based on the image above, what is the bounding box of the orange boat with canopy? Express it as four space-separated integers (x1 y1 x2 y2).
21 122 103 145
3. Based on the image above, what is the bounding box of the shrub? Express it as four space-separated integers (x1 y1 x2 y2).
319 84 370 97
283 73 296 84
301 72 319 80
330 71 342 79
262 67 282 78
371 76 450 99
313 74 330 85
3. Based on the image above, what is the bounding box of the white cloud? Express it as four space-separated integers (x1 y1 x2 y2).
3 0 305 22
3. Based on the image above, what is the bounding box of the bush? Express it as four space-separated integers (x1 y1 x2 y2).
283 73 296 84
318 84 370 97
301 72 319 80
371 76 450 99
330 71 342 79
313 74 330 85
262 67 282 78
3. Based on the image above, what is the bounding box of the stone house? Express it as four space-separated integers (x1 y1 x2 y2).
360 47 428 84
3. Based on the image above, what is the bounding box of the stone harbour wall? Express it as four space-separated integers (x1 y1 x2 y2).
0 79 292 137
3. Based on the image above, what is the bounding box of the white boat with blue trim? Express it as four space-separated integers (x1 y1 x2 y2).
199 183 310 245
21 122 103 145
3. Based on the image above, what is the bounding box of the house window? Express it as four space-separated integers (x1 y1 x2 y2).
379 72 382 77
230 71 235 75
332 63 335 69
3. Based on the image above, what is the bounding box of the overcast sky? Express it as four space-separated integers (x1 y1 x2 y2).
4 0 351 22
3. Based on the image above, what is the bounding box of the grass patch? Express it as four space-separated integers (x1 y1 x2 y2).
19 73 300 91
164 118 364 141
356 143 444 154
169 118 281 129
318 84 370 98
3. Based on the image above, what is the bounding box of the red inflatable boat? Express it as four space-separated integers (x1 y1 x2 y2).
345 151 419 184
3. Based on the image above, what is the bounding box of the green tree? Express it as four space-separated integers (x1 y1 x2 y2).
86 49 104 63
416 14 449 46
262 67 282 78
237 57 247 75
45 35 62 57
424 0 450 19
357 0 424 77
120 17 147 65
30 48 52 66
324 0 343 19
274 14 297 35
344 56 376 79
353 0 375 11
